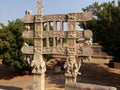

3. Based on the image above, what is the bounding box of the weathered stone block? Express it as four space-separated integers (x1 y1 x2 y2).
65 82 117 90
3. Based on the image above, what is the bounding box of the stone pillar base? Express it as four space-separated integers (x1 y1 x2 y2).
30 74 45 90
65 77 76 84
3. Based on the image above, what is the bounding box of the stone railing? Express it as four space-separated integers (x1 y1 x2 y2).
65 82 117 90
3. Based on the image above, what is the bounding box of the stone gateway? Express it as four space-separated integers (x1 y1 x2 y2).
21 0 93 90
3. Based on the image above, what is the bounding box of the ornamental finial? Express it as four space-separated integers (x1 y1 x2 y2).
36 0 44 15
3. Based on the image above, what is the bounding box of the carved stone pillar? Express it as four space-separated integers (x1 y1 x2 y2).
47 22 49 31
60 38 63 46
46 38 49 47
65 13 79 84
60 21 63 30
53 21 57 30
53 38 56 47
30 14 46 90
46 22 50 47
60 21 63 46
31 54 46 90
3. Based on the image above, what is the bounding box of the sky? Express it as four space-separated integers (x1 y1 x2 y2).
0 0 116 25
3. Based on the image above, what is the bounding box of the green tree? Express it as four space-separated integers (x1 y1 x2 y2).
80 1 120 62
0 19 29 73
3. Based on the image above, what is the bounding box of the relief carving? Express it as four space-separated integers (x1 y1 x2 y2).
43 14 66 22
81 39 93 56
34 39 42 47
67 48 76 55
68 22 76 30
76 31 83 38
21 43 34 54
76 48 82 55
31 54 46 74
67 39 76 47
34 47 42 54
64 56 81 78
42 47 66 54
35 15 42 22
22 15 34 23
22 30 34 39
35 31 42 38
42 31 66 38
67 31 76 38
25 25 31 31
75 12 92 21
84 30 93 39
35 24 42 38
68 13 76 21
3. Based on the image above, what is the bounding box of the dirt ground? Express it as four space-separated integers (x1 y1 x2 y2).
0 58 120 90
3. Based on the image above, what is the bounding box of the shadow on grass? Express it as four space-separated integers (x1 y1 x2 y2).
78 62 120 90
0 85 22 90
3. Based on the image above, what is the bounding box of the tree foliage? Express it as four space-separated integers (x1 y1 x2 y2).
80 1 120 62
0 19 29 72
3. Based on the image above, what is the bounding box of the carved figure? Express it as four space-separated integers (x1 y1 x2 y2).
37 0 43 15
82 38 93 61
84 38 92 47
25 10 32 16
25 25 30 31
31 54 46 74
64 56 81 78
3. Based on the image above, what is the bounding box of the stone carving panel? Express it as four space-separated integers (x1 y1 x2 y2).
35 31 42 38
43 12 92 23
84 30 93 39
67 39 76 48
76 31 83 38
68 14 76 21
22 16 34 23
42 31 66 38
64 56 81 78
31 54 46 74
35 23 42 38
75 12 92 21
67 48 76 55
35 15 42 22
42 47 66 54
68 22 76 30
81 46 93 56
34 39 42 47
76 45 82 55
43 14 66 22
42 31 83 39
22 30 34 38
21 45 34 54
67 31 76 38
34 47 42 54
